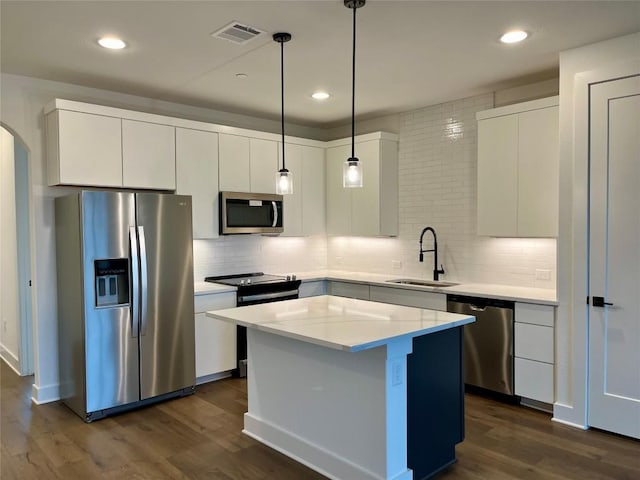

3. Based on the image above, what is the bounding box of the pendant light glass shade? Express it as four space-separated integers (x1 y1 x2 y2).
343 158 363 187
276 168 293 195
274 32 293 195
344 0 365 188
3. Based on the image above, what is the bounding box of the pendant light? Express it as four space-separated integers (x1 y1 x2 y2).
274 32 293 195
343 0 365 188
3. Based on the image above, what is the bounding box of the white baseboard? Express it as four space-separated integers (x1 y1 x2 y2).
244 412 401 480
31 382 60 404
195 370 231 385
552 402 588 430
0 347 21 375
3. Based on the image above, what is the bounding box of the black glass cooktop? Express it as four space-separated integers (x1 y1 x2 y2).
204 272 292 286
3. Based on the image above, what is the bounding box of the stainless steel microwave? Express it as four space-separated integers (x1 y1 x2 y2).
220 191 284 235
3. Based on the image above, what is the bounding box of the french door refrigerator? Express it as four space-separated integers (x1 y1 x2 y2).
55 191 195 421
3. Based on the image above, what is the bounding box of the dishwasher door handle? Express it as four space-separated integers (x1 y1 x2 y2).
469 304 486 312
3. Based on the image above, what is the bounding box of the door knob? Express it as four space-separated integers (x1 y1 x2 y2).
591 296 614 307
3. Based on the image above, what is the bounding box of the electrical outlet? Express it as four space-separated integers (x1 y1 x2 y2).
392 361 403 386
335 256 343 266
392 260 402 269
536 269 551 281
2 320 6 333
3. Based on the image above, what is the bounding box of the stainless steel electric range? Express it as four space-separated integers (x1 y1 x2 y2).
204 272 301 377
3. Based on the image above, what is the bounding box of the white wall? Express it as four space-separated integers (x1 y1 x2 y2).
0 73 327 403
554 32 640 429
0 126 21 371
327 93 557 289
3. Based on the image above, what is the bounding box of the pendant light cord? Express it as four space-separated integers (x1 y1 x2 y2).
280 39 286 171
351 4 357 160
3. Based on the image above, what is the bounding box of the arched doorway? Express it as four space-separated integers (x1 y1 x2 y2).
0 124 34 376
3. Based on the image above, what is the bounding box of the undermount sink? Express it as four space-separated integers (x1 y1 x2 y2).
386 279 460 288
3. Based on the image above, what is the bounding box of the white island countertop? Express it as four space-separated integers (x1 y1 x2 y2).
207 295 474 352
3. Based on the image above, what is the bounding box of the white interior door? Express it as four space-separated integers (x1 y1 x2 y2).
588 74 640 439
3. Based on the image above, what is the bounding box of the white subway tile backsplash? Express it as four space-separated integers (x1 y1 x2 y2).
194 92 556 289
328 93 556 289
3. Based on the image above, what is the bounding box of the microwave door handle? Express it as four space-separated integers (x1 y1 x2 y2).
272 201 278 227
129 227 139 338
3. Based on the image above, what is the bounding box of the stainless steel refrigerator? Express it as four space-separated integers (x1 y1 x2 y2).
55 191 195 421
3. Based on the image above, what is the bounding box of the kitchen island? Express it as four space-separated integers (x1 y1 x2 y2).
207 295 475 480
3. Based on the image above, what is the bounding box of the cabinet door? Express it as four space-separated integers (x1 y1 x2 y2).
515 358 554 403
219 134 250 191
351 140 381 236
325 144 352 235
249 138 278 193
175 128 219 239
194 292 237 381
302 146 326 235
517 106 559 237
299 280 327 298
49 110 122 187
370 285 446 311
328 281 370 300
281 143 303 236
477 115 518 236
122 119 176 190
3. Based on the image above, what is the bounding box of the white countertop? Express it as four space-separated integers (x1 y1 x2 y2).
195 270 557 305
293 270 557 305
207 295 474 352
194 281 236 295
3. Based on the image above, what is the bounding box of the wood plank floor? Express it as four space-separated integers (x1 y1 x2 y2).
2 362 638 479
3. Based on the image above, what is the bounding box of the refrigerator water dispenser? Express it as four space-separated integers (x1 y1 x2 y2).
95 259 129 307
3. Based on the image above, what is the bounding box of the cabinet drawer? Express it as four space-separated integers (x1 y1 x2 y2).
299 280 327 298
515 302 554 327
328 281 370 300
194 292 236 313
370 286 446 311
515 323 554 363
515 358 554 404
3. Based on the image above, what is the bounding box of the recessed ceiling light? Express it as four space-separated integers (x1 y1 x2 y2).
98 36 127 49
312 91 330 100
500 30 528 44
236 73 248 79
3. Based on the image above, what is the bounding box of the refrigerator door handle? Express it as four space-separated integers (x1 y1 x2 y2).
129 227 139 338
138 226 149 336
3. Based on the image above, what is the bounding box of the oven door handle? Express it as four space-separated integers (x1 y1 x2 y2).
238 290 298 304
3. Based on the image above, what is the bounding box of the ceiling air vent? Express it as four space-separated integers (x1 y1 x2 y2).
211 21 265 44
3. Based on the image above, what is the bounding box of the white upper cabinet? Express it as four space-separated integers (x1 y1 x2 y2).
325 132 399 237
46 100 177 190
175 128 219 239
218 133 279 193
122 119 176 190
218 134 250 192
46 109 123 187
476 96 559 237
250 138 279 194
279 143 325 237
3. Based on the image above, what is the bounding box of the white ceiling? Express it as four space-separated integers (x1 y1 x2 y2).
1 1 639 128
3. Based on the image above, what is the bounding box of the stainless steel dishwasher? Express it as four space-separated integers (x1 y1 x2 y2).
447 295 515 396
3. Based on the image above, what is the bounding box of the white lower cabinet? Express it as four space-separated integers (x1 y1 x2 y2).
194 292 236 383
369 285 446 311
299 280 327 298
328 281 370 300
514 302 555 404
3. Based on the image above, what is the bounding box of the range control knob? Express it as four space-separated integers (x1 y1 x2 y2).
286 275 292 281
246 278 252 284
239 279 245 285
292 274 297 281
